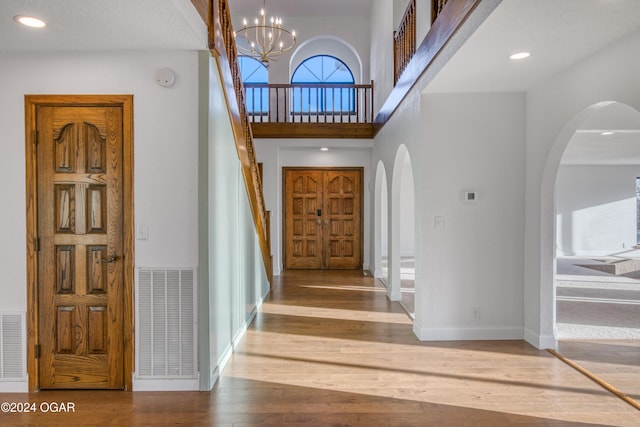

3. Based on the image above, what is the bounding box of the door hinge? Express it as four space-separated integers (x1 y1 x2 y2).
35 237 40 252
35 344 41 359
33 130 38 145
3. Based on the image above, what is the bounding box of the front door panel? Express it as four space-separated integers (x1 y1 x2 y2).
284 168 362 269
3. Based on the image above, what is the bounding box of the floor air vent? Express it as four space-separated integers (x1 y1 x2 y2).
0 313 25 380
136 268 197 379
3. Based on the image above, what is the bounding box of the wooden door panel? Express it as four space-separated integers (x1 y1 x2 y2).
37 105 124 389
324 170 361 269
285 170 323 268
284 168 362 270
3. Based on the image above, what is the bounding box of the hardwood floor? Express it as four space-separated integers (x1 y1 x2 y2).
2 270 639 426
556 339 640 403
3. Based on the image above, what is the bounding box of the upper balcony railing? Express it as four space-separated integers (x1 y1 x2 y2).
432 0 450 23
244 83 374 124
394 0 451 86
394 0 416 85
244 82 375 139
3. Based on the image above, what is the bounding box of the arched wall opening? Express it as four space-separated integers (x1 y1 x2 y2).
550 102 640 340
390 145 415 304
374 161 389 283
541 101 640 344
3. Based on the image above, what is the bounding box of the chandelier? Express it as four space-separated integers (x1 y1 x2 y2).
234 0 296 64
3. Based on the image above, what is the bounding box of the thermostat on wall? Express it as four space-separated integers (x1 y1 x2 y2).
464 191 477 203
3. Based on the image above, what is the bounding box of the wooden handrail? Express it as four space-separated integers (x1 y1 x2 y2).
243 82 374 124
192 0 273 282
394 0 416 85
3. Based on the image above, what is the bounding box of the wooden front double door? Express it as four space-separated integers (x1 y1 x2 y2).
26 95 133 390
284 168 362 269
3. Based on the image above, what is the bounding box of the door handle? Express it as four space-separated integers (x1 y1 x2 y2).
99 256 118 264
317 219 322 225
324 219 329 225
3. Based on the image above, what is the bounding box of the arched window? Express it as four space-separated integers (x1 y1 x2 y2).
238 56 268 115
292 55 355 84
291 55 355 114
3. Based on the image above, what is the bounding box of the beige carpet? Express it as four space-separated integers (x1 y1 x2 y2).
557 257 640 339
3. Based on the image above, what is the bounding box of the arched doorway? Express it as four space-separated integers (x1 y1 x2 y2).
390 145 415 314
374 161 389 284
552 103 640 339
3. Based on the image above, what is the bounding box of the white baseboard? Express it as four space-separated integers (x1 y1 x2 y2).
387 289 402 301
0 380 28 392
524 328 557 350
413 326 524 341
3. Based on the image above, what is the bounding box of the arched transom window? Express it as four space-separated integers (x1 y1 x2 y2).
291 55 355 113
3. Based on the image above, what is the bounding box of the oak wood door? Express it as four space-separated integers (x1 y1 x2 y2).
36 105 125 389
284 168 362 269
324 170 361 269
285 169 324 269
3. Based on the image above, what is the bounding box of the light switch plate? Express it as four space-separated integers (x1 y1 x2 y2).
136 223 148 240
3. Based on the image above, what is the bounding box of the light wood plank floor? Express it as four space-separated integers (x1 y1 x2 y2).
1 270 639 426
557 339 640 402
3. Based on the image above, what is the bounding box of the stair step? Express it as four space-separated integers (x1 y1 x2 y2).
578 258 640 275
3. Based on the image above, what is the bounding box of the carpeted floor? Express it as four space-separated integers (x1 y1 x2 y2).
556 257 640 339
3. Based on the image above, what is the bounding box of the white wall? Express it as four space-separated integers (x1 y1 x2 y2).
393 0 411 29
399 156 415 257
374 161 389 279
556 166 639 256
254 139 373 275
415 0 433 47
199 55 269 391
373 91 526 340
525 29 640 349
370 0 395 116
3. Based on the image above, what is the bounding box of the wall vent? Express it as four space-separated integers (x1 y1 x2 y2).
0 313 25 380
136 268 197 379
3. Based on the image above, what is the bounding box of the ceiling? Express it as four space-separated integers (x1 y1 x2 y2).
562 104 640 166
229 0 372 19
0 0 206 52
425 0 640 94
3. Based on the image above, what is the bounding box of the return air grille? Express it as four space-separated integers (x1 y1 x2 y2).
0 313 25 380
136 268 197 378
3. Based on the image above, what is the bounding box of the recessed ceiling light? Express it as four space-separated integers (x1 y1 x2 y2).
601 131 615 136
320 147 329 151
14 15 47 28
509 52 530 60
